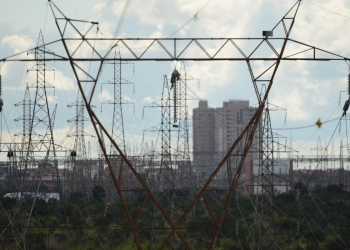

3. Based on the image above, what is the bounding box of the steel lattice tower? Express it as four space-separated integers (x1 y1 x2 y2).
174 65 194 189
111 49 125 154
101 47 134 201
68 90 90 159
26 31 57 166
101 47 133 155
255 101 276 249
67 89 93 194
14 86 33 190
15 87 32 148
160 75 173 189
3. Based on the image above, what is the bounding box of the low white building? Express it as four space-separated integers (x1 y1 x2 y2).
245 158 294 195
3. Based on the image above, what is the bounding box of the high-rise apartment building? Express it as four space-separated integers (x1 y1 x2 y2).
193 100 258 178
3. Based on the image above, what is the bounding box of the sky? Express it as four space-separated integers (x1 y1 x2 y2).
1 0 350 163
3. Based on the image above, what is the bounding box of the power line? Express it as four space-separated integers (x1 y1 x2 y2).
306 0 350 19
273 116 341 130
167 0 214 37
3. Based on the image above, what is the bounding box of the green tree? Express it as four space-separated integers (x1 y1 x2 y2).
92 185 106 202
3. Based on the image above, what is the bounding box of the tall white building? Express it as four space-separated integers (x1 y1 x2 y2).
193 100 258 179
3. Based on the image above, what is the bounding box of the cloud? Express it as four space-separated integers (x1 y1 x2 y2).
122 95 133 103
0 62 10 77
47 95 57 103
25 67 75 91
2 35 34 54
51 69 75 90
99 89 113 101
143 96 153 104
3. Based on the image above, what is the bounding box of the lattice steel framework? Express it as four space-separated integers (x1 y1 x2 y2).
101 47 130 155
255 102 276 249
13 86 33 190
26 31 57 167
68 90 90 159
174 64 195 192
5 0 350 248
44 1 301 248
160 76 173 189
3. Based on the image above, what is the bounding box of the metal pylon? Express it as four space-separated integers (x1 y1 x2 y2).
68 89 90 159
46 0 302 248
14 86 33 190
174 64 196 202
27 31 56 160
24 31 58 190
101 46 133 156
161 75 173 189
255 101 276 249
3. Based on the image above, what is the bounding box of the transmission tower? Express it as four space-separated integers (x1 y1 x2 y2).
100 46 134 201
255 100 276 249
21 31 59 192
68 90 91 159
67 89 94 194
174 65 191 169
172 64 197 219
27 31 56 161
161 75 172 184
14 86 33 190
101 46 133 156
3 1 310 248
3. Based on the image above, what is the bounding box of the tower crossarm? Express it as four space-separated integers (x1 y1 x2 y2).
0 142 70 153
2 38 350 62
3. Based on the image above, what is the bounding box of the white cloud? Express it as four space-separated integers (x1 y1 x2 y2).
122 95 133 103
143 96 153 104
0 62 10 78
47 95 57 103
99 89 113 101
25 67 75 91
2 35 34 54
51 69 75 90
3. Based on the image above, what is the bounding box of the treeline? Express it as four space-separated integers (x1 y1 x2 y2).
0 184 349 249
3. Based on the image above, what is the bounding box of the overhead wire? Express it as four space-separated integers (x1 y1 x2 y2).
6 0 350 247
113 0 131 38
167 0 214 38
268 116 346 249
86 0 115 20
273 116 341 130
298 172 349 249
297 201 322 248
305 0 350 19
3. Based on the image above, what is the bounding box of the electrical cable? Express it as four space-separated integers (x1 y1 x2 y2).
86 0 115 20
167 0 214 38
267 117 344 249
305 0 350 19
273 116 341 130
298 173 350 249
113 0 131 38
297 202 322 249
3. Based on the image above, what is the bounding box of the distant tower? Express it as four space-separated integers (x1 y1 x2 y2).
173 64 193 188
14 86 33 190
68 90 90 159
101 46 133 155
67 89 93 194
161 75 172 189
15 87 32 151
255 101 276 249
26 31 57 167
